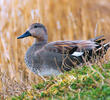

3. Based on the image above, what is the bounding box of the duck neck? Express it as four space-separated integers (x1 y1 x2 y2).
34 38 47 45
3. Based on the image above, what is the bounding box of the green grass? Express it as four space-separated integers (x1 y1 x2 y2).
10 62 110 100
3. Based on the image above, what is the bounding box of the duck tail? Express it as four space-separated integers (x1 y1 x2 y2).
90 35 106 43
91 35 110 56
96 42 110 53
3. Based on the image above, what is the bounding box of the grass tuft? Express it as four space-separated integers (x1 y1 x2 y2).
8 62 110 100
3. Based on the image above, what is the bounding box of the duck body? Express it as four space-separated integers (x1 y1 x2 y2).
25 39 109 76
25 42 62 76
17 23 110 76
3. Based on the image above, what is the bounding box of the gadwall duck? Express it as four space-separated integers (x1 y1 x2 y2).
17 23 110 76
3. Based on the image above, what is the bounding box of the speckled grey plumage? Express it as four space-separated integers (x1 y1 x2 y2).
25 42 62 76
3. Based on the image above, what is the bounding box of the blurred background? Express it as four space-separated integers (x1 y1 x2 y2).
0 0 110 97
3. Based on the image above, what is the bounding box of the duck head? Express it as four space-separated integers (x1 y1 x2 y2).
17 23 48 43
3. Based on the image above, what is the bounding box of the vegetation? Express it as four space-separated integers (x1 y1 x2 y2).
0 0 110 99
10 62 110 100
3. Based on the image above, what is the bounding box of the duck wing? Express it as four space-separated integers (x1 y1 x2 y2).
44 40 97 56
44 35 109 56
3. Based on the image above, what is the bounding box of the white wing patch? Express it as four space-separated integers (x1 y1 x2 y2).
71 52 84 56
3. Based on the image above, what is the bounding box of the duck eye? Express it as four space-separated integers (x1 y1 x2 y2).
34 25 38 28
